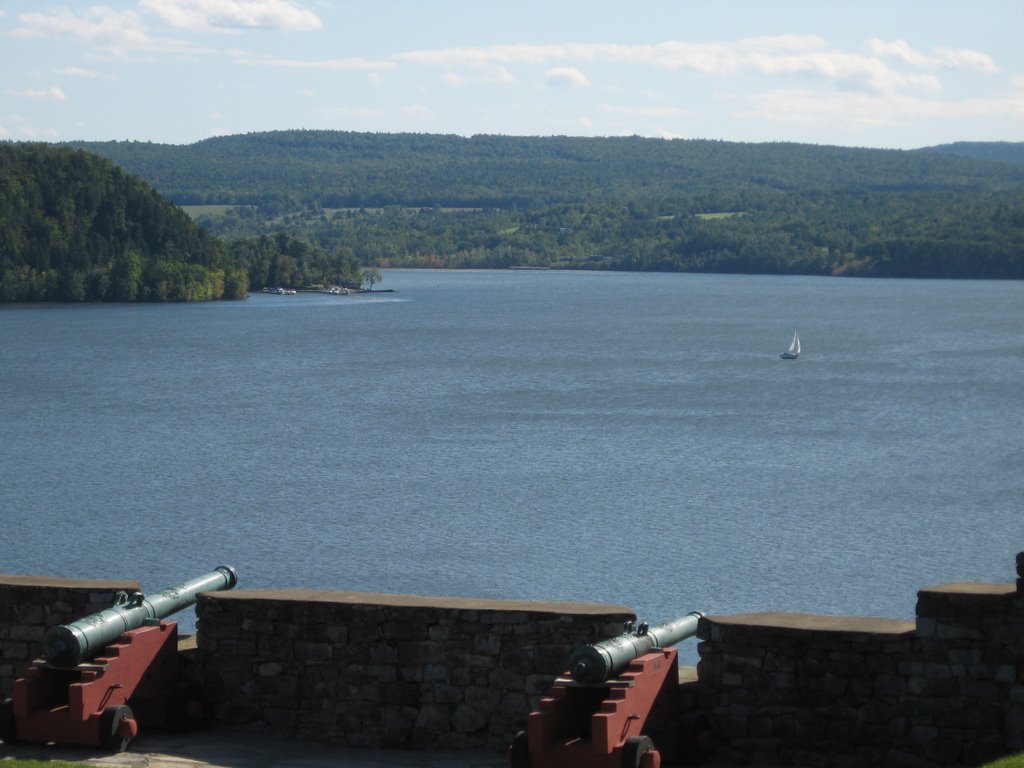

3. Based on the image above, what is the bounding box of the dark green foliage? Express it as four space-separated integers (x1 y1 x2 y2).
0 143 233 301
228 232 360 291
66 132 1024 209
916 142 1024 165
65 131 1024 280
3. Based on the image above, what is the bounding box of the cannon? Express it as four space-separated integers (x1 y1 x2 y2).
43 565 238 667
511 612 704 768
568 612 703 685
1 566 237 751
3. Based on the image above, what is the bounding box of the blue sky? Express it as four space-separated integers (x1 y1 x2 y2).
2 0 1022 148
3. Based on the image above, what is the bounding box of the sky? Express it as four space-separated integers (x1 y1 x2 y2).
1 0 1023 149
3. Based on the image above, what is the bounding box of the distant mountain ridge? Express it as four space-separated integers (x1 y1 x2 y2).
916 141 1024 165
52 131 1024 280
65 131 1024 210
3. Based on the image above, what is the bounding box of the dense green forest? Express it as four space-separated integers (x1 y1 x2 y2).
66 131 1024 280
0 144 362 302
3 133 1022 300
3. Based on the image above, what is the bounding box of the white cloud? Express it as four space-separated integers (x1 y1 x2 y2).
907 74 942 93
401 104 436 120
493 66 515 84
138 0 322 33
395 35 998 97
18 125 60 139
868 38 998 73
545 67 590 88
11 6 212 57
397 36 827 73
443 66 515 87
54 66 107 79
12 7 150 48
601 104 687 117
316 106 385 119
866 39 936 68
934 47 998 73
233 54 395 70
11 86 68 101
743 87 1024 129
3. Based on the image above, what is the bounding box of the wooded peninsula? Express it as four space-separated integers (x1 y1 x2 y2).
2 132 1023 301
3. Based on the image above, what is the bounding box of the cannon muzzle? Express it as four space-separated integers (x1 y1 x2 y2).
43 565 238 667
567 611 703 684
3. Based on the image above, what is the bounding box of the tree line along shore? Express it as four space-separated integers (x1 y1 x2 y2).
2 133 1023 302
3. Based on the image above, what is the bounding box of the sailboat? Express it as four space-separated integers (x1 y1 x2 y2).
780 330 801 360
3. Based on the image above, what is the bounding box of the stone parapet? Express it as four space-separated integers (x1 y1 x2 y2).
696 612 918 766
694 554 1024 766
2 554 1021 765
194 589 633 750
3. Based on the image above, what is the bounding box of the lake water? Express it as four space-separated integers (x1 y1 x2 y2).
1 269 1021 660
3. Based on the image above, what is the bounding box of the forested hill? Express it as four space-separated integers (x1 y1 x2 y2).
62 131 1024 279
916 142 1024 166
0 143 246 301
66 131 1024 209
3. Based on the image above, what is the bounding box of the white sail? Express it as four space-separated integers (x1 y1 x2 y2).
781 331 800 359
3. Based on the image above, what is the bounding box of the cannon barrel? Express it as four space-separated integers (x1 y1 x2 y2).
42 565 238 667
567 611 703 684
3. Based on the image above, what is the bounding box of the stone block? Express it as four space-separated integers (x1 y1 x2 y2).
399 640 444 666
414 702 450 732
961 678 998 699
874 674 906 696
431 683 464 704
9 624 44 642
422 663 449 682
294 641 331 662
380 681 420 707
452 703 488 732
258 662 282 677
380 706 413 734
465 685 501 710
488 666 524 691
473 633 501 655
532 644 569 674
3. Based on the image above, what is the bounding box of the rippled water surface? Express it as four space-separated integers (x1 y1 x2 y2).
2 270 1021 655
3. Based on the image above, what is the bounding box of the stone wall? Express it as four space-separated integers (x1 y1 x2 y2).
194 589 633 750
0 574 139 698
3 557 1022 766
693 552 1024 766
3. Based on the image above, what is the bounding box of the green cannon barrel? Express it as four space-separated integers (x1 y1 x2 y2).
567 611 704 684
42 565 238 667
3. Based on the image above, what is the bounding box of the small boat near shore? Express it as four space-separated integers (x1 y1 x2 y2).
781 331 801 359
